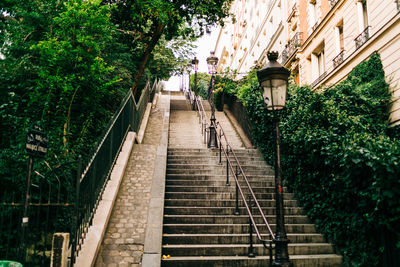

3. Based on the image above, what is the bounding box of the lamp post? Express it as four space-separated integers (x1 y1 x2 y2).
191 57 199 110
206 51 219 148
256 51 292 267
192 57 199 94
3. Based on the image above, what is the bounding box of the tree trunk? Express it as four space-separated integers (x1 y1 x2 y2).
131 22 165 97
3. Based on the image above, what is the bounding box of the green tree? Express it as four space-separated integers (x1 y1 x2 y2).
102 0 233 97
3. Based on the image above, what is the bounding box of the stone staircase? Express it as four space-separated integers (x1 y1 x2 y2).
161 91 342 266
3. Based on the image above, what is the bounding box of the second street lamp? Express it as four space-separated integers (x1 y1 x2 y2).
257 51 292 267
192 57 199 94
191 57 199 110
206 51 219 148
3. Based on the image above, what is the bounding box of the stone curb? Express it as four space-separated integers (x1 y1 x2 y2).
136 103 153 144
142 95 170 267
74 132 136 267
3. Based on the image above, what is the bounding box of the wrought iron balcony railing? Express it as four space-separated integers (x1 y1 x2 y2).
312 21 320 32
281 32 303 64
311 71 327 88
354 26 371 50
332 50 345 69
329 0 339 8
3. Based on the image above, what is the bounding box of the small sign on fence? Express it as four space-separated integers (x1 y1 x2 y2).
26 122 48 158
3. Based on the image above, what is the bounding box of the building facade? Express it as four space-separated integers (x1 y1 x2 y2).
214 0 400 126
214 0 289 75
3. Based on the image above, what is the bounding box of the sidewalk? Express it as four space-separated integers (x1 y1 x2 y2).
94 94 169 267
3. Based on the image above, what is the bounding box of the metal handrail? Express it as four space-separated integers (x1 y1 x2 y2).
187 86 275 262
194 94 208 144
213 121 275 263
213 120 275 239
72 79 157 264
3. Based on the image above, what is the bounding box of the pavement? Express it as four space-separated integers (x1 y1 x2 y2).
94 94 169 267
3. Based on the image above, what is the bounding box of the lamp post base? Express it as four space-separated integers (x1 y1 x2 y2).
272 237 292 267
207 124 218 148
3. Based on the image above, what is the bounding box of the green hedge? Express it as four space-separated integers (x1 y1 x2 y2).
234 53 400 266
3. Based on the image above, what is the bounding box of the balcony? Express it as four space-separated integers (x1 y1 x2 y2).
332 50 345 69
354 26 371 50
311 71 327 88
329 0 339 8
312 21 320 32
281 32 303 64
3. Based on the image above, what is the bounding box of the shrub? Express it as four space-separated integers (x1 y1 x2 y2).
236 53 400 266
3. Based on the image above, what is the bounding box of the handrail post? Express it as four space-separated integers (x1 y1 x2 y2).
248 195 255 258
226 148 230 186
219 129 222 164
235 165 239 215
270 240 274 266
72 155 82 265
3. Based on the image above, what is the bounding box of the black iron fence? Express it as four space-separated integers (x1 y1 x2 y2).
72 80 157 263
0 159 80 266
0 80 159 266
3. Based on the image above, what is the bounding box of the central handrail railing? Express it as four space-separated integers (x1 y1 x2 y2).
187 86 275 264
194 94 208 144
212 120 275 264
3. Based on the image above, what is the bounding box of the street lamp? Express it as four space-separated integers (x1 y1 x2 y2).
206 51 219 148
256 51 292 267
191 57 199 110
191 57 199 94
187 63 192 100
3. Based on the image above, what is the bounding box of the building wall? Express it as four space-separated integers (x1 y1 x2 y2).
214 0 400 125
298 0 400 125
215 0 288 75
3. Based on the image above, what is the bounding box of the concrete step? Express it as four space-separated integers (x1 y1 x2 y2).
166 168 273 175
165 185 283 193
163 206 305 216
164 191 295 200
167 148 260 155
165 192 293 200
162 243 335 256
163 224 316 234
167 158 268 165
165 174 275 181
166 179 275 187
164 199 298 207
167 162 270 168
161 254 342 267
162 233 327 244
163 215 311 225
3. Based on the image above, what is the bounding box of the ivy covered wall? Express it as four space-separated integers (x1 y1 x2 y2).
226 53 400 266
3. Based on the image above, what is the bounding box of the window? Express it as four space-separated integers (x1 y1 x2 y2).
357 0 369 32
308 0 318 32
335 22 344 54
333 23 345 68
311 42 325 84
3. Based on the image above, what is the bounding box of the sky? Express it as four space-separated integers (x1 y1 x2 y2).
164 27 219 91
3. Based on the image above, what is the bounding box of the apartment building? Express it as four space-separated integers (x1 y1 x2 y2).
297 0 400 126
214 0 288 75
214 0 400 126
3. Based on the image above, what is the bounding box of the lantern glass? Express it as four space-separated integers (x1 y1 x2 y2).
261 78 287 110
206 52 218 75
192 57 199 72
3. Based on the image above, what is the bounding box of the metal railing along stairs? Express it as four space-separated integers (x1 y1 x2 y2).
188 88 276 265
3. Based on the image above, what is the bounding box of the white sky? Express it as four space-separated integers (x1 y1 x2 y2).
164 27 219 91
